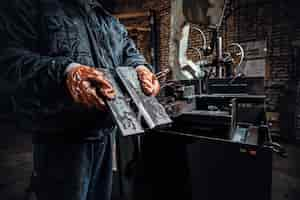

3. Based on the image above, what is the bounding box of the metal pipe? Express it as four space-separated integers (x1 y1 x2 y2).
217 37 223 61
191 27 207 51
217 0 229 30
229 43 245 69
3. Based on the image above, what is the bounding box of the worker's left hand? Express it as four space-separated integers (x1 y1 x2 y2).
136 65 160 96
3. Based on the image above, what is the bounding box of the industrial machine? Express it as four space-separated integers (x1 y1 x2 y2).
113 57 285 200
113 75 285 200
113 1 286 200
113 70 286 200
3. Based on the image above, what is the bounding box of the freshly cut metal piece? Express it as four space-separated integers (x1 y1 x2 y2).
116 67 172 129
103 70 145 136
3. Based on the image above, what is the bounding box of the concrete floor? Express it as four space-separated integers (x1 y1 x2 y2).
0 123 299 200
272 143 300 200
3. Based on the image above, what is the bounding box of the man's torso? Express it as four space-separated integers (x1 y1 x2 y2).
16 0 125 135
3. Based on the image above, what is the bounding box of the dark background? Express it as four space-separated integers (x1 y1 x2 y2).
1 0 300 199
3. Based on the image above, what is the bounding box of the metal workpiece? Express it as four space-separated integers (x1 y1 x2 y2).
116 67 172 129
102 67 172 136
103 70 145 136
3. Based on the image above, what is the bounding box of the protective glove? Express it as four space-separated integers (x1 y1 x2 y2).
66 65 115 111
136 66 160 96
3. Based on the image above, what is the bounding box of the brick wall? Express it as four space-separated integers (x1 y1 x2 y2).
142 0 171 70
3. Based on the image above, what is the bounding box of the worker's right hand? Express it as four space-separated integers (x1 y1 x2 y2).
66 65 115 111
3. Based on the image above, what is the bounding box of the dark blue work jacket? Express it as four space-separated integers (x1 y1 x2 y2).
0 0 148 138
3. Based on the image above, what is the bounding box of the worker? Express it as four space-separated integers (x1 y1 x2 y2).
0 0 160 200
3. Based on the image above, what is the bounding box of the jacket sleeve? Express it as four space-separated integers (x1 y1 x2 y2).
115 18 153 71
0 0 73 98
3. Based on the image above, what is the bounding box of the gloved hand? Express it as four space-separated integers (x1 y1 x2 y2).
66 65 115 111
136 66 160 96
